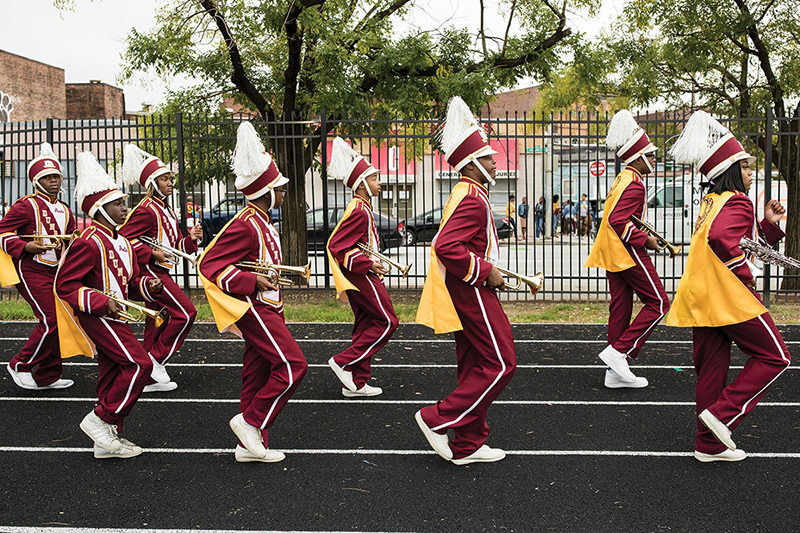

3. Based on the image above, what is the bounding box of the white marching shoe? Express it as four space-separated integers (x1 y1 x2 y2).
414 410 453 460
80 410 122 451
6 364 39 390
94 439 143 459
229 413 269 458
694 448 747 463
328 357 357 392
698 409 736 450
604 369 648 389
342 384 383 398
597 345 637 383
149 355 171 385
38 378 74 390
234 445 285 463
451 445 506 465
143 381 178 393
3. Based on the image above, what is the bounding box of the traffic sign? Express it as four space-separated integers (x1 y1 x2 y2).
589 161 606 177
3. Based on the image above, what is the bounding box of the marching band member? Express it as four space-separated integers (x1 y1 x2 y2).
325 137 398 397
120 144 200 393
198 121 307 464
585 110 669 388
668 111 791 462
0 142 75 390
414 96 516 465
55 151 162 459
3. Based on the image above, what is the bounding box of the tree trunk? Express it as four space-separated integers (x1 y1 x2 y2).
776 120 799 292
273 117 309 270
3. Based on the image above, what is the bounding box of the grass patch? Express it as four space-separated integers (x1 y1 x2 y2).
3 297 800 324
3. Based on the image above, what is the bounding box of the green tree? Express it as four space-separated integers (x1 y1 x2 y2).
63 0 598 262
542 0 800 290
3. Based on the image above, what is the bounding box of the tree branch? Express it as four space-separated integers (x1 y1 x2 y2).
479 0 488 56
353 0 414 35
502 0 518 57
197 0 271 119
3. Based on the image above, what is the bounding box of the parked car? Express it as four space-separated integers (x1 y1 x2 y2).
402 206 512 245
274 205 405 252
200 197 282 245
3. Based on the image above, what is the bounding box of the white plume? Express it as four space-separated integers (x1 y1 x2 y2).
231 121 272 178
605 110 641 149
38 142 59 163
328 137 359 179
439 96 483 156
669 110 730 165
74 151 119 202
122 143 154 186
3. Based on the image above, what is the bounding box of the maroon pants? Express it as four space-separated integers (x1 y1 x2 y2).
333 271 398 388
79 314 153 432
419 275 516 459
142 265 197 365
693 312 791 454
607 248 669 359
236 300 308 447
9 261 63 386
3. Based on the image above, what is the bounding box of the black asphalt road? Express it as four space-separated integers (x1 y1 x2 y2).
0 322 798 532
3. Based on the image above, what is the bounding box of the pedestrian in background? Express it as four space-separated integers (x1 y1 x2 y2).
551 194 560 236
534 196 545 238
505 194 516 238
517 196 529 241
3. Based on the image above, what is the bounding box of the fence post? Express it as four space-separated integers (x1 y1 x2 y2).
175 112 190 291
320 109 331 297
764 107 773 307
46 117 53 145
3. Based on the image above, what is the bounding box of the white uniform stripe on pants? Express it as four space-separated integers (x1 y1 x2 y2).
244 296 294 430
625 250 667 356
431 286 506 432
727 315 791 426
343 275 393 368
99 318 141 415
146 265 191 363
15 262 50 369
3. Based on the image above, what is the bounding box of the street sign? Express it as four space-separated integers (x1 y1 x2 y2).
589 160 606 177
525 145 546 153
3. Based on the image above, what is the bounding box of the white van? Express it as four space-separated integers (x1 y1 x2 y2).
645 173 789 245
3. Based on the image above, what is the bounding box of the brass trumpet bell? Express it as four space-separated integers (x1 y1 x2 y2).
98 290 170 328
629 214 682 258
356 243 412 277
18 229 81 249
235 261 312 287
496 267 544 295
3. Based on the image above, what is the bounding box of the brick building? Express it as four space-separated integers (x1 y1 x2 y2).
0 49 125 122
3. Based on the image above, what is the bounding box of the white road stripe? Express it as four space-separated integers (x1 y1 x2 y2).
1 397 798 406
0 528 404 533
2 337 798 344
0 446 798 459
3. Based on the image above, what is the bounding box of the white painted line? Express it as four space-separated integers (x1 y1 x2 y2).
0 446 798 459
1 397 798 407
0 528 405 533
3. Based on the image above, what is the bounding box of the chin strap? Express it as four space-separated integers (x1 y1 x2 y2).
268 189 276 210
96 206 118 229
643 154 655 173
353 176 374 198
148 181 166 198
471 157 495 186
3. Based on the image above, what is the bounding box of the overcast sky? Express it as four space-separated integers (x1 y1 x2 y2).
1 0 623 113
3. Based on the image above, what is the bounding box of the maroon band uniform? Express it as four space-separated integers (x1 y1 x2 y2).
0 191 75 386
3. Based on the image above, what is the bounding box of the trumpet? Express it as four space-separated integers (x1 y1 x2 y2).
236 260 311 287
739 238 800 270
629 214 682 258
97 289 169 328
18 230 81 249
357 243 412 277
139 235 197 266
494 267 544 295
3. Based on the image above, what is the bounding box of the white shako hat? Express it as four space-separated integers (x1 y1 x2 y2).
438 96 498 185
231 121 289 205
75 151 127 219
27 142 63 187
122 143 171 191
605 109 657 164
669 110 756 181
328 137 379 196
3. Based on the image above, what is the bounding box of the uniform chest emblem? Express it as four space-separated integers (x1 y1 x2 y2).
693 197 715 236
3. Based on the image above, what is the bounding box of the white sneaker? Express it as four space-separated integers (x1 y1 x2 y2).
598 345 637 382
694 448 747 462
80 410 122 451
38 378 75 390
234 445 285 463
143 381 178 393
342 384 383 397
414 410 453 460
229 413 268 458
149 355 171 384
451 445 507 465
328 357 357 392
698 409 736 450
604 369 648 389
94 440 142 459
6 363 39 390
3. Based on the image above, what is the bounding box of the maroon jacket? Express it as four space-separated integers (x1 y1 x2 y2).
0 191 76 269
327 196 379 276
55 222 156 319
607 169 649 249
119 196 197 270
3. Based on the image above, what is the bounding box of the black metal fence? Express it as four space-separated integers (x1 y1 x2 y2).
1 110 797 303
